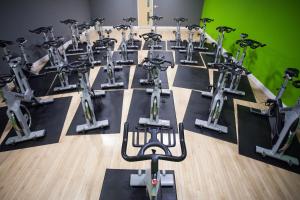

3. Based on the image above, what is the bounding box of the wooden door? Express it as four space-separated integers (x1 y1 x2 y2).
137 0 153 26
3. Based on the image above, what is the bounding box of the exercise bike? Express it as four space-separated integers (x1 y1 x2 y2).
224 38 266 96
194 18 214 51
139 57 174 127
60 19 84 53
0 40 54 105
179 24 200 64
65 23 101 65
139 32 163 85
147 16 163 49
41 40 77 92
206 26 236 66
100 38 124 89
0 74 47 145
68 61 109 133
196 62 241 133
122 122 187 200
170 17 188 49
113 24 134 65
123 17 140 49
250 68 300 166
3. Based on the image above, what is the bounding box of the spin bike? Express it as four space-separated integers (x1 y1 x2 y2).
123 17 140 49
29 26 66 70
196 62 243 133
170 17 188 49
100 38 124 89
139 57 174 127
113 24 134 65
122 122 187 200
60 19 84 53
139 32 163 85
179 24 200 64
206 26 236 66
0 74 47 145
65 23 101 65
250 68 300 166
0 40 54 104
41 40 77 92
224 38 266 96
68 61 109 133
194 18 214 51
148 16 164 49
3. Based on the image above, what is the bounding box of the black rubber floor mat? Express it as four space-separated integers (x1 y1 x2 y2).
0 97 72 152
147 51 175 65
28 72 78 96
126 90 178 132
175 51 203 66
66 51 105 65
0 107 8 138
213 71 256 102
167 40 188 51
67 90 123 135
193 42 215 52
183 90 237 144
143 41 166 50
131 65 169 89
112 51 138 65
92 66 130 90
173 65 210 91
237 105 300 174
201 53 224 68
99 169 178 200
118 40 142 50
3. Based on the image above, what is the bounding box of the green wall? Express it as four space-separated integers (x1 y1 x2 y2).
202 0 300 105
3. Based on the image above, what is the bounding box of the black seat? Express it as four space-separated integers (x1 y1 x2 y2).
292 80 300 88
16 37 27 45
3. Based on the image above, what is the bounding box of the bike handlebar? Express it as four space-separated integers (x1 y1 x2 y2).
121 122 187 162
173 17 188 23
148 15 163 21
139 32 162 41
113 24 130 31
200 18 214 23
216 26 236 33
0 40 13 48
93 17 105 24
123 17 136 23
29 26 53 34
186 24 200 30
60 19 78 25
0 74 15 87
236 39 266 49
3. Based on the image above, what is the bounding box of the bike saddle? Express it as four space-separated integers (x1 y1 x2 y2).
16 37 27 45
0 40 13 48
94 17 105 23
200 18 214 23
29 26 52 34
293 80 300 88
0 74 15 87
123 17 136 23
149 15 163 21
216 26 236 33
139 32 162 41
240 33 248 39
60 19 77 25
174 17 188 22
285 68 299 78
186 24 200 30
113 24 130 31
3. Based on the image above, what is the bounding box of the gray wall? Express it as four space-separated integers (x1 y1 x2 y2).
0 0 91 73
154 0 204 26
89 0 138 26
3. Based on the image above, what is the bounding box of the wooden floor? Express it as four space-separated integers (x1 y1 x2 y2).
0 28 299 200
